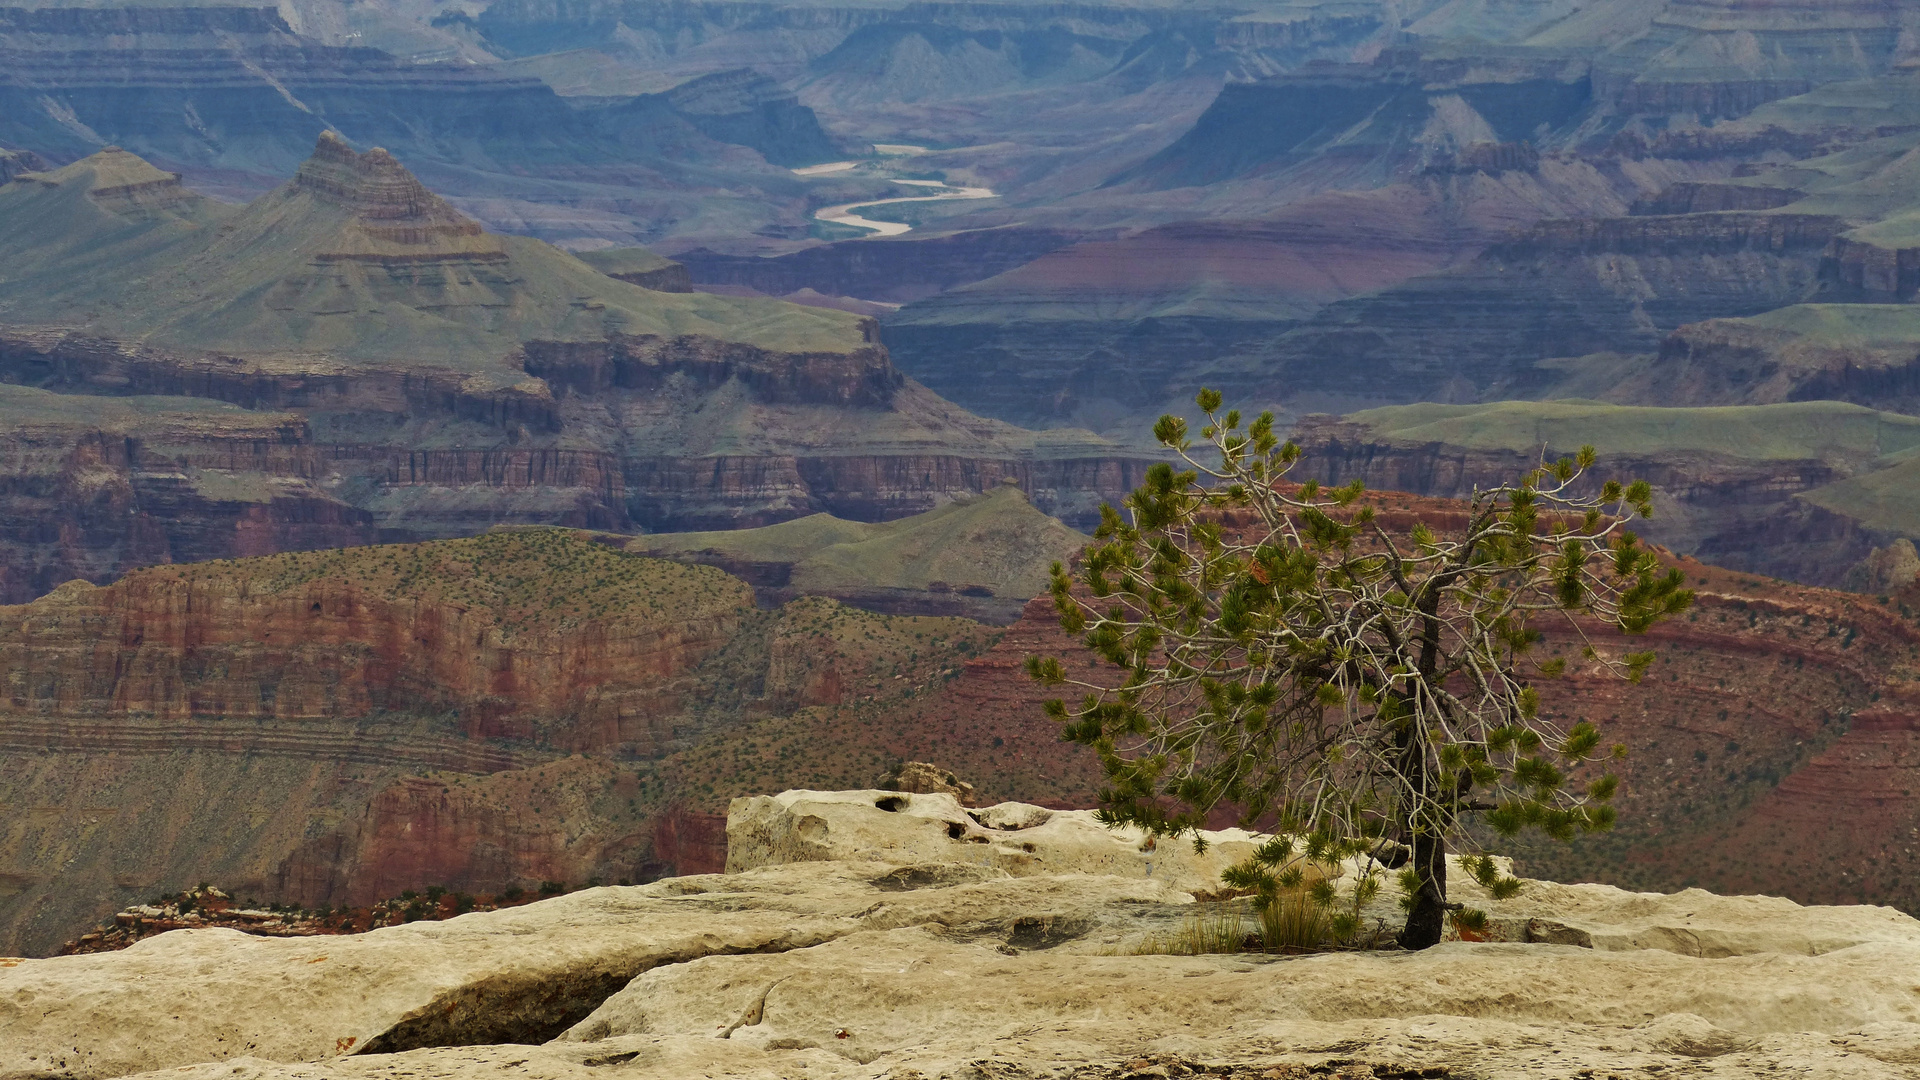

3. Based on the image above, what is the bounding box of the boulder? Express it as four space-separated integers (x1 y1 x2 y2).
880 761 976 804
724 789 1267 891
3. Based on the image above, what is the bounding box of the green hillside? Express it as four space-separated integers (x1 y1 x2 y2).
1341 400 1920 462
0 137 865 370
1800 451 1920 536
629 483 1087 598
573 246 682 278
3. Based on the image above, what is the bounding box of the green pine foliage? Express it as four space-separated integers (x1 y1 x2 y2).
1030 390 1694 948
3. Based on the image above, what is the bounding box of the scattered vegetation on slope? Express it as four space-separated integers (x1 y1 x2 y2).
174 530 755 636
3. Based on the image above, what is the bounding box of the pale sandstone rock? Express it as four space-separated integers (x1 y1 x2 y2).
731 790 1920 960
883 761 977 804
565 927 1920 1053
114 933 1920 1080
0 864 1188 1080
21 788 1920 1080
725 789 1266 891
1459 880 1920 957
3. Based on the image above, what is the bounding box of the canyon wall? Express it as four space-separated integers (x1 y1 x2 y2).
0 533 999 955
1236 211 1842 409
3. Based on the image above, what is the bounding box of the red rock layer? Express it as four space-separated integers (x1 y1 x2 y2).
0 535 753 751
271 758 656 906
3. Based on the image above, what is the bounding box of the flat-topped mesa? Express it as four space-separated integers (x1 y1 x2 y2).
291 132 502 262
15 146 198 214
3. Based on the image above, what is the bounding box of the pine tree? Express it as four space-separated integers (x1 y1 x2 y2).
1027 390 1693 949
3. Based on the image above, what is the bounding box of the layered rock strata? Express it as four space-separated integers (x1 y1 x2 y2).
0 139 1145 603
0 6 848 241
1227 211 1843 410
0 529 1004 955
677 227 1086 306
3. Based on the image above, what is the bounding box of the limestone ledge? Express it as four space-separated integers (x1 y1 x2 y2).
3 787 1919 1080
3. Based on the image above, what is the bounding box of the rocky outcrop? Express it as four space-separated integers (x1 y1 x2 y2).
1633 181 1807 215
1821 233 1920 301
0 863 1191 1078
574 248 694 293
6 804 1920 1080
1845 539 1920 594
0 331 564 433
1590 0 1907 121
522 332 898 409
725 789 1268 891
1647 316 1920 414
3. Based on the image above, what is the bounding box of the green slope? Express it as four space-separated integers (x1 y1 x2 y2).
1800 450 1920 535
1341 400 1920 462
630 483 1087 597
0 137 867 370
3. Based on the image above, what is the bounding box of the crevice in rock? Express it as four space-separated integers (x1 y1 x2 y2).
358 934 845 1054
357 970 633 1053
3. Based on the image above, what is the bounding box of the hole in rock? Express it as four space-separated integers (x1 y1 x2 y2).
356 970 634 1054
875 796 909 813
946 821 968 839
1004 915 1094 950
873 864 1003 891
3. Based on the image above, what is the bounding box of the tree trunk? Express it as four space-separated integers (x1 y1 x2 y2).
1396 828 1447 949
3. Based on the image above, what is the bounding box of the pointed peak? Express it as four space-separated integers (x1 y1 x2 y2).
294 132 470 224
290 131 502 262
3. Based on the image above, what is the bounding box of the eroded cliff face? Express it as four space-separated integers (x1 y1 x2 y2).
1231 211 1841 409
0 389 373 604
0 533 752 744
0 532 1000 955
